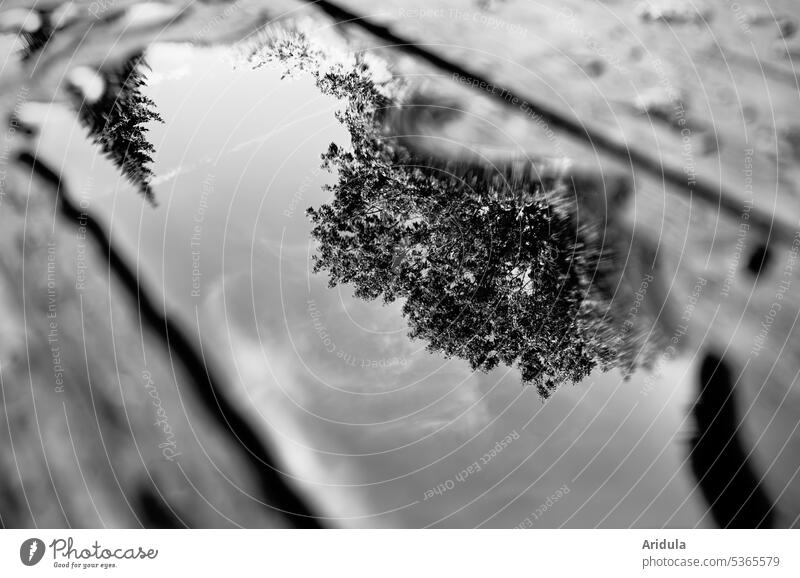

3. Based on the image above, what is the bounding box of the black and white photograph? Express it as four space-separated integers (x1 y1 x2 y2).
0 0 799 574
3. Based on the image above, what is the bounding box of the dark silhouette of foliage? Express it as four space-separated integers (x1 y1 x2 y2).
72 53 163 202
18 15 53 61
252 31 635 396
691 353 774 528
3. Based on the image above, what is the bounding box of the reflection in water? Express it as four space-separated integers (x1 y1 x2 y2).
70 52 163 202
0 7 52 60
250 29 653 398
52 41 707 528
690 353 774 528
1 1 792 531
18 150 322 528
19 16 52 60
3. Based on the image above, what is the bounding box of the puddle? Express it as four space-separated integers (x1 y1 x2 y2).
26 40 710 528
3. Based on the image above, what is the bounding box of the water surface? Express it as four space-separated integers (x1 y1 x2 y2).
46 43 710 528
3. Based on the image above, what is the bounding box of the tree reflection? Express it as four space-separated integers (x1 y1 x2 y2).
250 30 648 396
71 52 163 202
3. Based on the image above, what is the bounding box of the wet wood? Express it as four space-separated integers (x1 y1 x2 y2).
0 0 798 527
